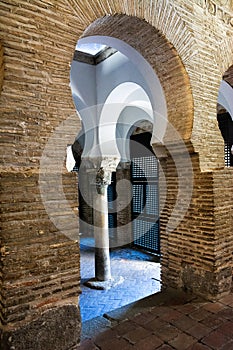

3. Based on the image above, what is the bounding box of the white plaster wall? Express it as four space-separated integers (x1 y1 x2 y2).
96 51 152 106
70 44 165 159
218 80 233 120
70 52 154 159
70 60 96 113
70 61 98 155
71 51 154 119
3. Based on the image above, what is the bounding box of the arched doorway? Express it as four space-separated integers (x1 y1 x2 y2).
130 130 160 255
69 14 195 325
69 36 165 323
2 2 233 349
217 65 233 167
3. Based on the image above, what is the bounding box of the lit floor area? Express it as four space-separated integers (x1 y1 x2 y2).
79 237 161 322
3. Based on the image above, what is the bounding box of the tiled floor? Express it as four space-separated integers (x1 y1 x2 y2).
78 238 233 349
78 290 233 350
79 237 161 322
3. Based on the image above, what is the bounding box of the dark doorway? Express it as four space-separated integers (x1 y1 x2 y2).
107 172 117 241
130 133 160 255
217 111 233 167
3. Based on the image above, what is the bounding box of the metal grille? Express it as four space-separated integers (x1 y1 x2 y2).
107 173 117 239
131 155 160 254
131 156 158 178
132 185 144 212
133 219 160 253
225 142 232 167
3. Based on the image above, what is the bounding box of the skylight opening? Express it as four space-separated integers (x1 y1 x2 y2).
76 42 107 56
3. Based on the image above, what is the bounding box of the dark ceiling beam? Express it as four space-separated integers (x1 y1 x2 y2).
73 47 117 65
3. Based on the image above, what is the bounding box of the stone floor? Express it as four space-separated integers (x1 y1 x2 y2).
77 240 233 350
78 288 233 350
79 237 161 323
78 238 233 349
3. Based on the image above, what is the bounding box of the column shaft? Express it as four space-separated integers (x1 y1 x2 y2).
94 186 111 281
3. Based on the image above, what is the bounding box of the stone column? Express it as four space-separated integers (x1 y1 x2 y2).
94 172 111 281
84 158 120 289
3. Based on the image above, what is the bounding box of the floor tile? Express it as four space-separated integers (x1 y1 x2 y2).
168 333 196 350
202 329 231 349
186 323 212 340
80 238 161 322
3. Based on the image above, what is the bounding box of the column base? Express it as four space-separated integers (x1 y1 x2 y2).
84 276 124 290
181 264 232 300
1 305 81 350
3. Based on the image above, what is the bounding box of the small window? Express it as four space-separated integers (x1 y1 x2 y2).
73 42 117 65
76 43 107 56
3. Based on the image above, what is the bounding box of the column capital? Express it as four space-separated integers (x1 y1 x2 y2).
80 156 120 194
81 156 120 172
96 167 111 187
95 157 120 194
100 156 120 172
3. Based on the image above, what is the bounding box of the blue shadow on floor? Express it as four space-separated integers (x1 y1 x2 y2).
79 237 161 322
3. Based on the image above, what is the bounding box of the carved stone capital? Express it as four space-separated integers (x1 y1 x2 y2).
92 157 120 194
96 167 112 187
100 157 120 172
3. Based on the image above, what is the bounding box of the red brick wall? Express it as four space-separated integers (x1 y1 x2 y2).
0 1 82 347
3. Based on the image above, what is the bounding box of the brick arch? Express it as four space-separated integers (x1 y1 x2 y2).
1 2 233 348
215 38 233 77
0 41 3 93
66 0 197 69
65 0 233 171
223 64 233 87
76 15 196 297
81 14 194 141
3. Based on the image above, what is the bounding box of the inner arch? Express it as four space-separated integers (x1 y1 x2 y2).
218 80 233 120
99 82 154 159
71 35 168 158
82 14 194 141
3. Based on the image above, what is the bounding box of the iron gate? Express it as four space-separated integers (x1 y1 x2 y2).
131 151 160 254
225 142 233 167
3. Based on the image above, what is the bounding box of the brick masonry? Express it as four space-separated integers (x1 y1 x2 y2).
0 41 3 93
0 0 233 349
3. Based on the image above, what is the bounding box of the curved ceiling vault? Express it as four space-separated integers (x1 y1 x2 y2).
218 80 233 120
70 36 166 164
